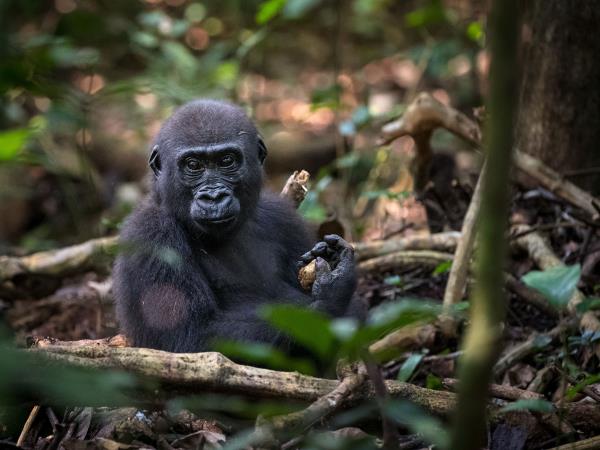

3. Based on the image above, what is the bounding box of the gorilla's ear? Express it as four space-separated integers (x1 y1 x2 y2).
257 136 268 165
149 145 162 177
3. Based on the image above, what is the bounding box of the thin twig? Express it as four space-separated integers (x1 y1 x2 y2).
16 405 41 448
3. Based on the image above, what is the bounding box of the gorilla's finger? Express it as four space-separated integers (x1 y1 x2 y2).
300 252 316 263
331 248 355 275
310 241 329 256
324 234 353 251
323 234 341 246
314 257 332 276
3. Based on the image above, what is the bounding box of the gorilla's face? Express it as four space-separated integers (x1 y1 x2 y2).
149 100 266 240
181 144 244 233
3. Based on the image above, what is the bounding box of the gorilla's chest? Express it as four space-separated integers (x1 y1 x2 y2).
198 240 283 301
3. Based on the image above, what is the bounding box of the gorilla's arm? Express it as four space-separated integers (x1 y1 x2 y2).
256 194 363 319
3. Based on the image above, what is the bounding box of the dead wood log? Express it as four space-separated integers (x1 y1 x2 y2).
30 336 456 416
357 250 453 273
379 92 481 193
241 364 367 449
353 231 459 261
27 338 600 439
0 236 118 283
380 92 600 222
442 378 543 401
514 151 600 221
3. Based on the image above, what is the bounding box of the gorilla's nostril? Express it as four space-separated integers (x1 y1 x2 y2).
198 189 229 203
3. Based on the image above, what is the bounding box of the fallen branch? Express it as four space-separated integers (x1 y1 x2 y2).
357 250 453 273
369 324 437 360
241 364 367 449
514 151 600 221
30 336 457 416
493 320 575 377
0 236 118 283
381 92 600 220
547 435 600 450
440 162 487 336
512 224 600 349
442 378 543 401
27 338 600 438
505 273 560 319
353 231 459 261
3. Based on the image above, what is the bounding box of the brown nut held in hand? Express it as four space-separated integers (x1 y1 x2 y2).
299 259 318 290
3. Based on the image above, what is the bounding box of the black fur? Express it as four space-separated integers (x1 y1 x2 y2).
113 100 364 353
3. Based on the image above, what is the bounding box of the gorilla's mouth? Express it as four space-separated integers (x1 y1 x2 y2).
203 215 237 225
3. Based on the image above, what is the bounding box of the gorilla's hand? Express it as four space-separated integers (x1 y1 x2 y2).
299 234 357 316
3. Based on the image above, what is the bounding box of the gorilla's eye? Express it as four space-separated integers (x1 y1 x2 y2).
185 158 203 172
219 154 235 168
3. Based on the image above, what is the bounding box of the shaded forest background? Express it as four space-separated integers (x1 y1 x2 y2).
2 1 600 450
0 0 487 251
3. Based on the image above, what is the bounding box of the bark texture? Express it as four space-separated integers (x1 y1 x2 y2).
517 0 600 193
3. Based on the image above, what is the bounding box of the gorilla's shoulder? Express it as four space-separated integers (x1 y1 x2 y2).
251 191 314 245
255 191 303 227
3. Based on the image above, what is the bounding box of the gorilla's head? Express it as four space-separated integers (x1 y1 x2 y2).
149 100 267 239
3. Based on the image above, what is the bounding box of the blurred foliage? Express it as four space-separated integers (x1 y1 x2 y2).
0 324 138 431
0 0 483 249
522 264 581 310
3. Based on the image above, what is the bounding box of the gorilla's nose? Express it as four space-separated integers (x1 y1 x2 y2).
197 188 230 204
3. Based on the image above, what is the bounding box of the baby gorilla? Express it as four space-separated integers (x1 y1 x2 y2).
113 99 365 353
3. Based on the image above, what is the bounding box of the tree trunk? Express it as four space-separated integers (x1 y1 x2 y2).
517 0 600 194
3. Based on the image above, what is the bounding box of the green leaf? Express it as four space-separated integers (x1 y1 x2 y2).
161 41 197 75
385 400 450 449
500 399 554 414
432 260 452 275
311 84 342 109
404 1 447 28
282 0 321 19
426 373 443 390
566 373 600 400
384 275 402 286
466 21 484 44
256 0 287 24
341 300 439 361
522 264 581 309
215 340 316 374
261 305 335 359
368 299 440 329
576 297 600 314
397 353 424 382
0 128 30 161
330 318 359 341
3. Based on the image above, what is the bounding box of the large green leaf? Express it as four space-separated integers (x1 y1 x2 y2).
0 128 30 161
261 305 335 359
338 300 440 360
521 264 581 309
397 353 424 382
256 0 287 24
